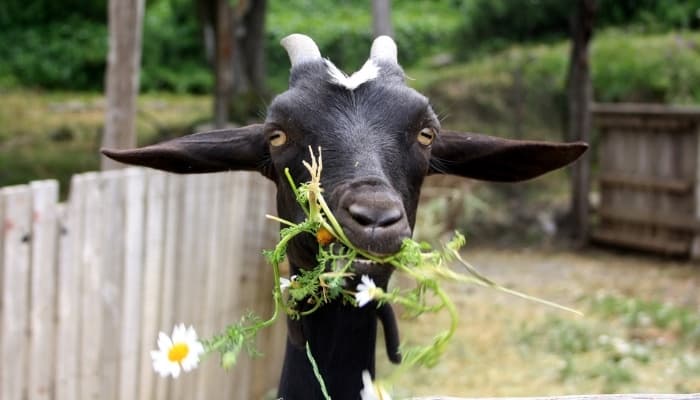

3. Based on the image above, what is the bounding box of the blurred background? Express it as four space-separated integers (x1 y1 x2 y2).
1 0 700 398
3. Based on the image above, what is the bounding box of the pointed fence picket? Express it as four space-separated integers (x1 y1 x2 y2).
0 168 283 400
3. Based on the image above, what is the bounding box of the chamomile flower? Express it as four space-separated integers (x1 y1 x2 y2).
279 275 297 292
151 324 205 378
360 370 392 400
355 275 381 307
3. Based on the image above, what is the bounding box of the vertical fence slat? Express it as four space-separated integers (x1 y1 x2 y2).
100 171 126 400
196 173 222 400
56 175 85 400
1 168 284 400
247 178 283 398
171 174 199 400
155 173 182 400
139 170 167 400
80 172 104 400
119 168 146 400
1 185 32 400
228 172 255 400
28 180 59 400
218 171 246 400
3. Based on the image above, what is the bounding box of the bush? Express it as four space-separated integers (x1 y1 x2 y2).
454 0 700 60
0 20 108 90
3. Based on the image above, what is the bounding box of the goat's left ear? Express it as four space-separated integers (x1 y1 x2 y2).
101 124 272 177
429 130 588 181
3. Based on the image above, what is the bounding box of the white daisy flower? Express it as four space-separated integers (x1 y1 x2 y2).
279 275 297 292
360 370 392 400
355 275 380 307
151 323 205 378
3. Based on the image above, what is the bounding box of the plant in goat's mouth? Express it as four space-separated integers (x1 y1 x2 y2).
153 147 581 392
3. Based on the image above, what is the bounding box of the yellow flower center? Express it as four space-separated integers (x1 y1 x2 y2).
168 342 190 363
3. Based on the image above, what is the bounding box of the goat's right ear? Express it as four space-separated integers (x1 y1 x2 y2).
101 124 272 177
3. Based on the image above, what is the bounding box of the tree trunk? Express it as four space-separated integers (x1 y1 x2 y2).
567 0 596 244
101 0 145 170
372 0 394 38
196 0 216 65
239 0 267 95
214 0 235 128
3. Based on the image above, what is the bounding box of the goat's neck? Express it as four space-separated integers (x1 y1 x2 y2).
277 299 378 400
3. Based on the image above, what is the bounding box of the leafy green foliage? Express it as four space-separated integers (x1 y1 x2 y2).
454 0 700 60
1 21 108 90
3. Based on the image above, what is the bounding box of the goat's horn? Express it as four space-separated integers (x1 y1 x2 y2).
281 33 322 66
370 35 398 64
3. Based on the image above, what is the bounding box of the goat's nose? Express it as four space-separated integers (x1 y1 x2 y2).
349 203 403 228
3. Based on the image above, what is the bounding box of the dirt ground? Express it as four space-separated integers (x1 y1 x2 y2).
376 245 700 398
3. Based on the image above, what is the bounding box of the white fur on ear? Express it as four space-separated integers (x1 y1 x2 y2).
281 33 322 66
370 35 398 64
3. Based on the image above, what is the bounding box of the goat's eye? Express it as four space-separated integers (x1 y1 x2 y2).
269 130 287 147
417 127 436 146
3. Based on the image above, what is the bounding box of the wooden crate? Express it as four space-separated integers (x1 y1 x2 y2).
591 103 700 258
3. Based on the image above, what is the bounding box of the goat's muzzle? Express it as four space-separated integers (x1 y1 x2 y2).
332 178 411 257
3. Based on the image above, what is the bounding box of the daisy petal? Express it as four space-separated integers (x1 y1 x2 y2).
157 332 172 352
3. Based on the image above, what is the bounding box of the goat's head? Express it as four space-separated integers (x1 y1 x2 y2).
103 34 587 400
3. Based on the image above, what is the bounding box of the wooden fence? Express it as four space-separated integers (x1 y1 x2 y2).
591 103 700 258
0 168 286 400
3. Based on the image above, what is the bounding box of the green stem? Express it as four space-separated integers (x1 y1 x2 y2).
306 342 332 400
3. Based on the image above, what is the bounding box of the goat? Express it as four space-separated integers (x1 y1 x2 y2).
103 34 587 400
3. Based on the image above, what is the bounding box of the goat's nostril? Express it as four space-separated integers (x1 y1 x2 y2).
348 204 403 228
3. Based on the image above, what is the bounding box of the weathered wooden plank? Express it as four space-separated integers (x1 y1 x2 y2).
138 170 167 400
599 173 692 194
228 172 256 400
195 173 224 400
55 175 85 400
28 180 59 400
99 170 126 400
172 173 204 400
598 207 700 232
218 171 248 400
592 102 700 118
0 185 32 400
415 395 700 400
256 178 287 399
154 173 183 400
79 172 104 400
244 176 283 399
119 168 146 400
591 228 689 255
594 115 696 131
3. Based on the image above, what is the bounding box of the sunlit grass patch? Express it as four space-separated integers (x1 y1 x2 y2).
0 90 210 194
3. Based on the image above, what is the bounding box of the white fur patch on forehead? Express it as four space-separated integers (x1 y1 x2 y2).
324 59 380 91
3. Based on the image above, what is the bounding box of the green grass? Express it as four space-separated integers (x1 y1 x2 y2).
411 29 700 139
0 91 210 196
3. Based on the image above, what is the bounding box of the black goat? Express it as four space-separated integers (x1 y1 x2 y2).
103 34 587 400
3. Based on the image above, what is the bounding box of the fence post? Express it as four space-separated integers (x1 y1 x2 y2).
28 180 59 400
55 175 85 400
0 185 32 400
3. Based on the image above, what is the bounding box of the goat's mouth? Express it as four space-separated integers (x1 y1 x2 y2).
351 257 394 290
326 245 396 289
